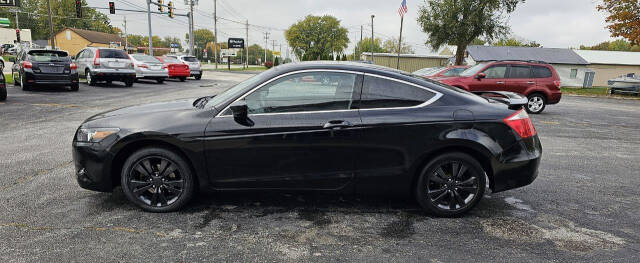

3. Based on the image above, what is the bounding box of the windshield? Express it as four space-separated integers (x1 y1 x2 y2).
182 56 198 62
161 56 180 63
459 63 487 77
132 55 160 63
413 67 443 76
28 51 70 62
208 70 274 108
442 67 467 77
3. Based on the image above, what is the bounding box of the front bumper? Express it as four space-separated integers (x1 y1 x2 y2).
72 141 116 192
490 135 542 193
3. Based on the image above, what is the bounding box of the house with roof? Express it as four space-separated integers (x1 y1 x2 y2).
466 45 592 87
573 49 640 87
52 27 123 57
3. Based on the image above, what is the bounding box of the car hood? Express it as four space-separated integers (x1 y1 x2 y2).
85 99 195 122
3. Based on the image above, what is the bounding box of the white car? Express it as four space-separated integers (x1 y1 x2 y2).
175 55 202 80
130 54 169 83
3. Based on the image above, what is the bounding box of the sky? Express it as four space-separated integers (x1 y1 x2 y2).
86 0 614 55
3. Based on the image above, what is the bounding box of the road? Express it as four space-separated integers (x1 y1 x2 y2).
0 72 638 262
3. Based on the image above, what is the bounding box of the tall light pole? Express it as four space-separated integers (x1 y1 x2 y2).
47 0 55 48
370 15 375 64
146 0 153 55
188 0 195 56
213 0 218 68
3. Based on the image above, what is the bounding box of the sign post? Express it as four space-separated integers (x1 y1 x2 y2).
228 38 245 70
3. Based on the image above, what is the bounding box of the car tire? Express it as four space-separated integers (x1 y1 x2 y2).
156 78 164 84
70 83 79 91
86 70 96 86
20 73 30 91
195 74 202 80
525 93 546 114
415 152 486 217
121 147 196 212
124 78 134 87
179 77 186 82
0 84 6 101
12 71 18 86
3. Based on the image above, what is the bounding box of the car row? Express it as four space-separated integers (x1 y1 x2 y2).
414 61 562 114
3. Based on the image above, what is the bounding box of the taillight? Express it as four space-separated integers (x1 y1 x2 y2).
22 61 32 69
138 64 148 68
70 62 77 70
553 80 561 88
94 49 101 66
162 64 167 69
503 109 536 138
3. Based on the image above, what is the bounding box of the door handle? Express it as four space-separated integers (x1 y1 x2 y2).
496 81 505 84
323 120 353 129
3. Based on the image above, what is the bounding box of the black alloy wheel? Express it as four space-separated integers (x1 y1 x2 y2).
12 71 18 86
121 148 195 212
0 84 6 101
20 73 31 91
416 152 485 217
195 74 202 80
124 78 134 87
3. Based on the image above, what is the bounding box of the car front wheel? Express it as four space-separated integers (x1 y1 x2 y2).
415 152 486 217
121 147 196 212
526 93 546 114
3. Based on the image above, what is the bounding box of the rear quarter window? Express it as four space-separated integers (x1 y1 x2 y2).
533 66 553 78
99 49 129 59
361 76 436 109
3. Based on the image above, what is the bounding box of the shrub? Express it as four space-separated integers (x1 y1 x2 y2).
265 61 274 68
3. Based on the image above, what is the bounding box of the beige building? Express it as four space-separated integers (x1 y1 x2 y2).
574 50 640 87
52 28 123 57
361 52 450 72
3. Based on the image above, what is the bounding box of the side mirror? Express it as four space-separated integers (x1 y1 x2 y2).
476 73 486 79
70 55 75 60
230 100 254 126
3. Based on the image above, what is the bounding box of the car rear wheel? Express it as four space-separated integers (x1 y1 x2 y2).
0 84 6 101
70 83 79 91
415 152 486 217
20 73 30 91
526 93 546 114
121 147 196 212
124 78 134 87
195 74 202 80
12 71 18 86
86 70 96 86
179 77 186 82
156 78 164 84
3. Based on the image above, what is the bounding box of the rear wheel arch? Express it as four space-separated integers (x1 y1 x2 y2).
410 144 494 196
111 139 201 190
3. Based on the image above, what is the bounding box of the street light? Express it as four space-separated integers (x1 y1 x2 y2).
371 15 375 63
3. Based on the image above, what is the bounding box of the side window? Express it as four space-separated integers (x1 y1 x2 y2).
360 76 436 109
508 65 531 79
483 65 507 79
532 66 552 78
243 72 357 114
76 50 84 59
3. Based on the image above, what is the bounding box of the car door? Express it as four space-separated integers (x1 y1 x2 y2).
468 64 507 91
203 70 363 190
506 64 534 95
355 74 444 194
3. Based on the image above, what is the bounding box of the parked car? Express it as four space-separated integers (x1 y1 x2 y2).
0 55 5 70
11 49 79 91
414 65 469 79
0 65 6 101
75 47 136 87
175 55 202 80
438 61 562 114
156 56 190 82
608 73 640 95
72 62 541 216
130 54 168 84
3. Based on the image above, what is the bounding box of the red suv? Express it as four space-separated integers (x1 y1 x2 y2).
438 61 562 114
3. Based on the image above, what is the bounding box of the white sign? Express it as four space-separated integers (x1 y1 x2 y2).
220 49 237 57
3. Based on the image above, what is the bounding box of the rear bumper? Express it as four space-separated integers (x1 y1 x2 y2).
548 91 562 104
190 69 201 76
491 135 542 193
24 71 79 85
169 71 190 77
91 70 136 81
136 69 169 79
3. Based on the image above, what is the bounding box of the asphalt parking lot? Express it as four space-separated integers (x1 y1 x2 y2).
0 72 639 262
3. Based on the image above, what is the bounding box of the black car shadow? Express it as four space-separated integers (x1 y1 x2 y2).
19 85 74 92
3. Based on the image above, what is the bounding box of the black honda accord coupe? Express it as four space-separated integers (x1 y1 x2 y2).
73 62 541 216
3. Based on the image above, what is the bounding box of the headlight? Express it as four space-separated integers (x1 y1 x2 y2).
76 128 120 143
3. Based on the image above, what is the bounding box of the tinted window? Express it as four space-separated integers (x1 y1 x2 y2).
483 65 507 78
244 72 356 114
182 56 198 62
361 76 435 109
99 49 128 59
570 69 578 79
532 66 552 78
508 65 531 78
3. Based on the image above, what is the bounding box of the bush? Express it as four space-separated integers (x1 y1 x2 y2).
265 61 274 68
274 57 280 66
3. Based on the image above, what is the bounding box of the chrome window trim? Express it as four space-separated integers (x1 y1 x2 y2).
215 69 443 118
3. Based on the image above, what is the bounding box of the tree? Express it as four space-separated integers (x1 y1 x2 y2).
285 15 349 61
417 0 524 65
0 0 114 41
382 37 415 54
494 37 541 47
579 39 640 52
355 37 386 59
186 29 216 55
597 0 640 45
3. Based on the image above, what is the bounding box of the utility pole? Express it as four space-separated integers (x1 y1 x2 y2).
370 15 375 64
189 0 195 56
272 39 276 63
360 25 363 60
123 16 128 52
14 9 18 29
47 0 55 48
263 32 269 65
245 20 249 68
146 0 153 55
213 0 218 69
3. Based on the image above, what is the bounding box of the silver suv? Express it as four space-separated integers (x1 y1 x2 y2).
175 55 202 80
75 47 136 87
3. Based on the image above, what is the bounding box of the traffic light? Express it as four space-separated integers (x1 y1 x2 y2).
157 0 164 12
109 2 115 14
168 2 174 18
75 0 82 18
16 29 20 43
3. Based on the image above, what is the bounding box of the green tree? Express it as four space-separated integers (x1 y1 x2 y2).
494 38 541 47
417 0 524 65
579 39 639 52
597 0 640 45
186 29 216 55
0 0 114 41
285 15 349 61
382 37 415 54
355 37 386 59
